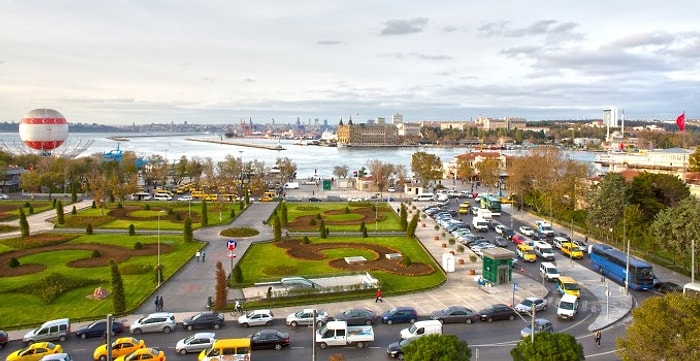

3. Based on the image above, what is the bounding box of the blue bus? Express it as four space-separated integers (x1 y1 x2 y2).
590 244 654 291
480 195 502 216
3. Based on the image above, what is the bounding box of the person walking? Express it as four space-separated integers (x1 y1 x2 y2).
196 251 201 262
154 296 160 312
201 251 206 262
594 330 601 347
158 296 164 312
375 288 383 303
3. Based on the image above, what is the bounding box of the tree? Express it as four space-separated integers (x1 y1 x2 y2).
110 259 126 314
55 200 65 225
214 261 227 310
511 332 584 361
333 165 349 179
689 145 700 172
618 293 700 361
629 172 690 222
586 173 625 242
476 157 500 191
273 215 282 241
200 201 209 226
407 213 419 237
402 334 471 361
183 216 193 242
280 202 288 227
18 207 29 237
411 151 443 188
319 220 327 239
275 157 297 182
367 159 395 192
456 157 475 182
400 203 408 231
651 196 700 273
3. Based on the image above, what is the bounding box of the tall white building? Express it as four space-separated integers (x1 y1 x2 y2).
392 113 403 124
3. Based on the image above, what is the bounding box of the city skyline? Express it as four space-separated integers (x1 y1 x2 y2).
1 1 698 125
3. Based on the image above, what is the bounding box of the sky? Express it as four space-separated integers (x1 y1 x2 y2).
1 0 699 125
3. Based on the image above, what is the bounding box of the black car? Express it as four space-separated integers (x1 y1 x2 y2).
74 319 124 339
0 329 7 349
654 282 683 295
502 228 516 240
332 308 377 325
386 338 412 359
249 329 290 350
490 237 508 248
479 304 517 322
556 232 572 241
308 197 322 202
182 311 225 331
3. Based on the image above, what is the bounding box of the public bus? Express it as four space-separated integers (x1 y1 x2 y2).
480 195 502 216
683 282 700 296
589 244 655 291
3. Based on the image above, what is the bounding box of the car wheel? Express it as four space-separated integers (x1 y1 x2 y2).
386 320 393 325
187 325 194 331
466 318 473 324
265 320 272 326
543 305 547 311
133 328 142 335
163 326 172 334
242 323 249 328
409 318 416 324
59 335 67 342
487 317 493 323
364 320 372 326
356 341 364 348
274 344 282 351
508 315 515 321
80 333 87 340
398 354 405 360
319 342 328 349
99 355 107 361
213 323 221 330
290 321 298 327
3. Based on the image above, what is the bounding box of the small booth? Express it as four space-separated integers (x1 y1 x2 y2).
481 248 516 285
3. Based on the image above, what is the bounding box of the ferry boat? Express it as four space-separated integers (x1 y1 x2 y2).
594 148 690 173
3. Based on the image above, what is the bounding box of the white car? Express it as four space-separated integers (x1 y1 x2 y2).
552 236 568 250
519 226 535 237
0 193 9 200
285 309 329 327
175 332 216 355
514 297 548 314
178 195 194 201
238 309 274 327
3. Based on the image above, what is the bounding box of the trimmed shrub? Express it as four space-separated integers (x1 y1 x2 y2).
9 257 20 268
91 250 100 258
144 204 151 210
303 236 310 244
71 206 77 215
134 242 143 250
128 224 135 236
402 255 412 266
85 223 94 235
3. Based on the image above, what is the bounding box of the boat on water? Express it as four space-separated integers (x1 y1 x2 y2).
594 147 690 173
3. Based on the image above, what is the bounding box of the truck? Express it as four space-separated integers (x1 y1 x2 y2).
284 182 300 189
471 217 489 232
475 208 493 222
534 220 554 237
316 320 374 349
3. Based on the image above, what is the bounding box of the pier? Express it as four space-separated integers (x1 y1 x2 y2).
186 138 286 151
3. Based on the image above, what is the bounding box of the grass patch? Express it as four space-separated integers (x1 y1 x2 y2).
221 227 260 237
119 264 153 275
262 265 298 276
0 234 76 250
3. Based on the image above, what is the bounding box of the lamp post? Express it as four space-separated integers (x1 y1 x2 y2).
157 210 165 287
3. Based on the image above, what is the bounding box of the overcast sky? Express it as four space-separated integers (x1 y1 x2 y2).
1 1 699 125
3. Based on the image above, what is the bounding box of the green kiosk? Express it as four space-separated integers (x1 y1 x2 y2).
480 247 516 285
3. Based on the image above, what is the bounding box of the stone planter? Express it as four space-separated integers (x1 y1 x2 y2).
467 269 476 275
441 243 447 248
458 258 465 265
434 235 439 241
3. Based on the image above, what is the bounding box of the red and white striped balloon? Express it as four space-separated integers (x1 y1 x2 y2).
19 109 69 151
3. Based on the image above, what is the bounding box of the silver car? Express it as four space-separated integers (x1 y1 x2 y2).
130 312 176 334
238 309 274 327
175 332 215 355
285 309 328 327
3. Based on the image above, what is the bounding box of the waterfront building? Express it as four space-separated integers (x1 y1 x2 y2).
446 151 510 180
475 116 527 130
594 147 690 175
336 117 400 146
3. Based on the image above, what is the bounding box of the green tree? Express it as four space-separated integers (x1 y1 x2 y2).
402 334 471 361
689 145 700 172
618 293 700 361
411 151 443 188
183 216 193 242
586 173 625 242
214 261 227 310
629 172 690 222
400 204 408 231
319 220 327 239
110 259 126 314
200 201 209 226
651 196 700 273
18 207 29 237
511 332 584 361
280 202 288 227
273 215 282 242
407 213 419 237
55 200 65 225
476 157 501 191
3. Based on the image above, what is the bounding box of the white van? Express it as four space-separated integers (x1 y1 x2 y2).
557 294 579 320
539 262 560 281
471 217 489 232
399 320 443 340
414 193 435 202
23 318 71 344
534 242 555 261
153 194 173 201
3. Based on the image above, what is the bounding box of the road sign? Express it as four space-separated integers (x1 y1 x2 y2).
227 240 237 251
227 252 236 259
513 282 519 291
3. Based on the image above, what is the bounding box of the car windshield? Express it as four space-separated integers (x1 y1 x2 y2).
520 300 533 307
565 283 580 291
399 339 412 347
560 302 574 310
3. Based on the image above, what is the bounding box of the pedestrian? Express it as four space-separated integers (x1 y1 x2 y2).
158 296 164 311
584 235 589 244
201 251 205 262
196 251 201 262
375 288 383 303
594 330 601 347
154 296 160 311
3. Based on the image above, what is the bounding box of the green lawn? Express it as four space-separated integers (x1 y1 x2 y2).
239 236 445 294
284 203 403 232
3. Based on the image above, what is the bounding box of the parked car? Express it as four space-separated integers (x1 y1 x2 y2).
520 318 554 339
238 309 274 328
308 197 322 202
381 307 418 325
285 309 329 327
332 308 377 326
39 353 72 361
386 339 412 359
0 193 9 199
93 337 145 361
479 304 517 322
175 332 215 355
6 343 63 361
113 347 164 361
1 329 8 349
502 228 516 240
129 313 176 334
249 329 290 350
490 237 508 248
519 226 535 236
75 320 124 339
430 306 479 324
182 311 225 331
514 297 548 314
654 281 683 295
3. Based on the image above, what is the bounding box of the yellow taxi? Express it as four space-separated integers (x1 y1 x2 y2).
6 342 63 361
93 337 145 361
561 242 584 259
516 243 537 262
458 202 471 214
114 348 165 361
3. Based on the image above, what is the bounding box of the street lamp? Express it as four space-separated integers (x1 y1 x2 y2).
157 210 165 287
